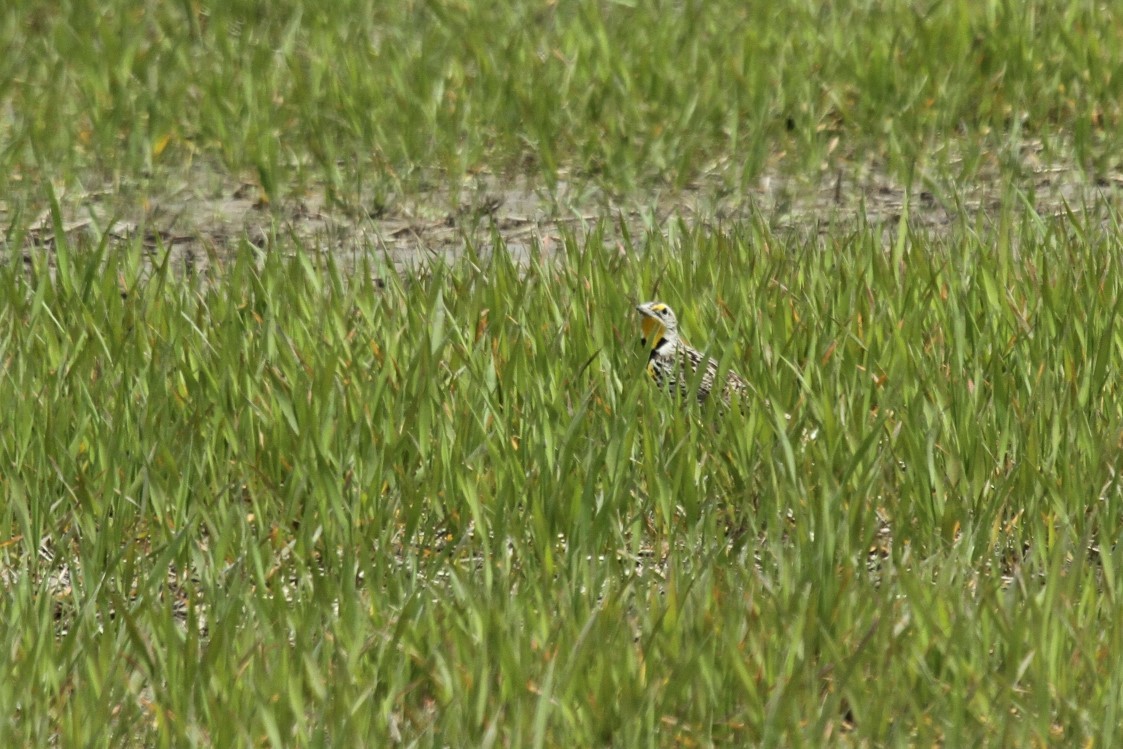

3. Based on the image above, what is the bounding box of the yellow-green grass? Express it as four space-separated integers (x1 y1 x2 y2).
5 0 1123 745
3 207 1123 745
2 0 1123 206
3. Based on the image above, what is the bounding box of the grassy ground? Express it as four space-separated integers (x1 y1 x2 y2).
4 0 1123 201
4 0 1123 747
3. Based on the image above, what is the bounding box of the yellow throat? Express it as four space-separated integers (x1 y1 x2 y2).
641 315 665 350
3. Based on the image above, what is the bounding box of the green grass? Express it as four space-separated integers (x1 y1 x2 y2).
3 205 1123 745
3 0 1123 205
6 0 1123 746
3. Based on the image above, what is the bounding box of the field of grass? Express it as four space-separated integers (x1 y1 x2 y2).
4 0 1123 202
5 0 1123 747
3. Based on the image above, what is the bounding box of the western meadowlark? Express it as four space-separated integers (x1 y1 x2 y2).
635 301 748 405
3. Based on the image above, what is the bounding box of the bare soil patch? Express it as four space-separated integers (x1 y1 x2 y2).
5 144 1123 279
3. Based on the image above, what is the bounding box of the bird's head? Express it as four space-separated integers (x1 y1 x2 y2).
635 301 679 349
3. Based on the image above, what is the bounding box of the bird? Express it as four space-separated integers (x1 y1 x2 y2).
635 301 748 405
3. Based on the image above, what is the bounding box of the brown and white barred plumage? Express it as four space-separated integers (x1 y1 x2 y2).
635 301 748 405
